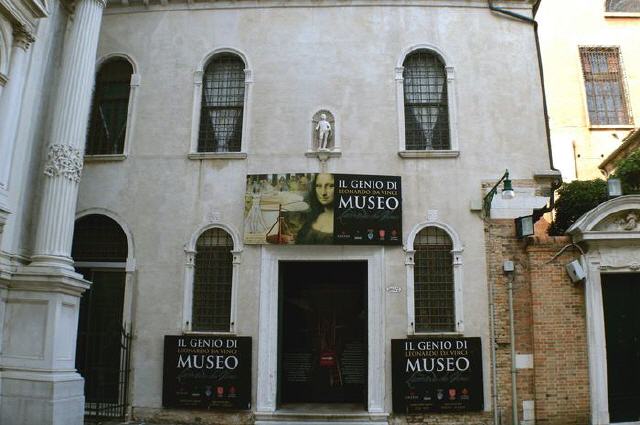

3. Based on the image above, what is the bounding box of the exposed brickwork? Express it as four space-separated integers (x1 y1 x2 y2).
527 239 590 425
484 220 535 425
484 219 590 425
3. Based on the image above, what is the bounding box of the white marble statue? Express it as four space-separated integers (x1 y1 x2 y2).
315 113 332 150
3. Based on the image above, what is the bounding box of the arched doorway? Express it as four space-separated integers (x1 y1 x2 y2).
72 213 131 420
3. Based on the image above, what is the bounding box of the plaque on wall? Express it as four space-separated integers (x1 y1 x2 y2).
162 335 251 410
243 173 402 245
391 337 484 414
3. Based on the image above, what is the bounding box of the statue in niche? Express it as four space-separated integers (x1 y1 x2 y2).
312 110 335 151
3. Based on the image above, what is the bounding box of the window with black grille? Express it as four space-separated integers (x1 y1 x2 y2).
414 227 455 333
192 228 234 332
403 51 450 150
86 59 133 155
606 0 640 12
72 214 128 262
579 47 632 126
198 54 245 153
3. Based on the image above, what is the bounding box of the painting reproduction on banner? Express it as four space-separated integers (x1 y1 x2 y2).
243 173 402 245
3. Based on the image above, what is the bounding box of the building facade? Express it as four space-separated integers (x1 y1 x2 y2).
0 1 557 424
537 0 640 181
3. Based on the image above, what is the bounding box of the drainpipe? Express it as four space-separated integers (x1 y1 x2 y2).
488 258 501 425
506 264 518 425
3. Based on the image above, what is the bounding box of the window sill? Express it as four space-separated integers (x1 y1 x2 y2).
84 154 127 162
589 124 635 131
605 12 640 18
183 330 236 336
304 149 342 158
398 150 459 158
188 152 247 160
409 331 463 337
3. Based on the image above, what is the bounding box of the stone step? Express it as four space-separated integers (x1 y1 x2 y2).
255 422 387 425
254 409 389 425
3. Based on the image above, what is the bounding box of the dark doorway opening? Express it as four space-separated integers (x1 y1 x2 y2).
72 214 131 420
279 261 367 406
602 273 640 423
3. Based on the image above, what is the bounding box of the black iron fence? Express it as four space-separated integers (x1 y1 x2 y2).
80 324 132 421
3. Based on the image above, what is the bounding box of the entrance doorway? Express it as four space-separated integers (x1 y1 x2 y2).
602 273 640 423
279 261 367 405
72 214 132 419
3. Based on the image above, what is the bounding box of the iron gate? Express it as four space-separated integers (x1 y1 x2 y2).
79 324 132 420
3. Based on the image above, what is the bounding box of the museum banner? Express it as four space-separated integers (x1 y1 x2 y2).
391 337 484 414
162 335 251 410
243 173 402 245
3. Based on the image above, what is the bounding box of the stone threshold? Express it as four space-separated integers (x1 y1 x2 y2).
254 403 389 424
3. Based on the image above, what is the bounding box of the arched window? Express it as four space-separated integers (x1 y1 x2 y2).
606 0 640 12
413 226 455 332
403 50 450 150
86 59 134 155
192 227 234 331
197 54 245 153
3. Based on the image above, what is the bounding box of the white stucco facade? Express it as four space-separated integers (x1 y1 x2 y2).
0 1 556 424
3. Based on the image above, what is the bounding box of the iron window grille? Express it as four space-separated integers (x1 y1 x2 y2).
72 214 128 262
192 228 234 332
198 54 245 153
579 47 632 126
86 59 133 155
606 0 640 12
403 51 450 150
413 227 455 333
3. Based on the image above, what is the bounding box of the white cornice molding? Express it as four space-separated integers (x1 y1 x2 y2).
105 0 532 12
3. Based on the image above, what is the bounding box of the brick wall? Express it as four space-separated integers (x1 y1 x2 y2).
484 219 590 425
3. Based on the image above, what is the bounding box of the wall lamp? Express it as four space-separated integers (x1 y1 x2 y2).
607 178 622 198
482 169 515 217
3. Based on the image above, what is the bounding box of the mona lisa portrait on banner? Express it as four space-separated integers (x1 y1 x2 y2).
243 173 402 245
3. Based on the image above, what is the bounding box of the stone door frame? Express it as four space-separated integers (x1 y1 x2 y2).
255 245 386 414
568 195 640 425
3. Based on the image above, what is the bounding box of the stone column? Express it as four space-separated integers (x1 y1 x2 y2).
31 0 106 269
0 27 34 223
0 2 105 424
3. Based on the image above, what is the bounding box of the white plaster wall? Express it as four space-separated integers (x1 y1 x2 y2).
537 0 640 181
78 1 550 413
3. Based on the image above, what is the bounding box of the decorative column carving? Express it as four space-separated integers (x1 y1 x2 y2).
0 26 36 207
31 0 106 269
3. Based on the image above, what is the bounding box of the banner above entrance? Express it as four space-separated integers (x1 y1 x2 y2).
243 173 402 245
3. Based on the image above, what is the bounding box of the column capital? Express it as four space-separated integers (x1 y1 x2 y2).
43 144 83 183
13 25 36 50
